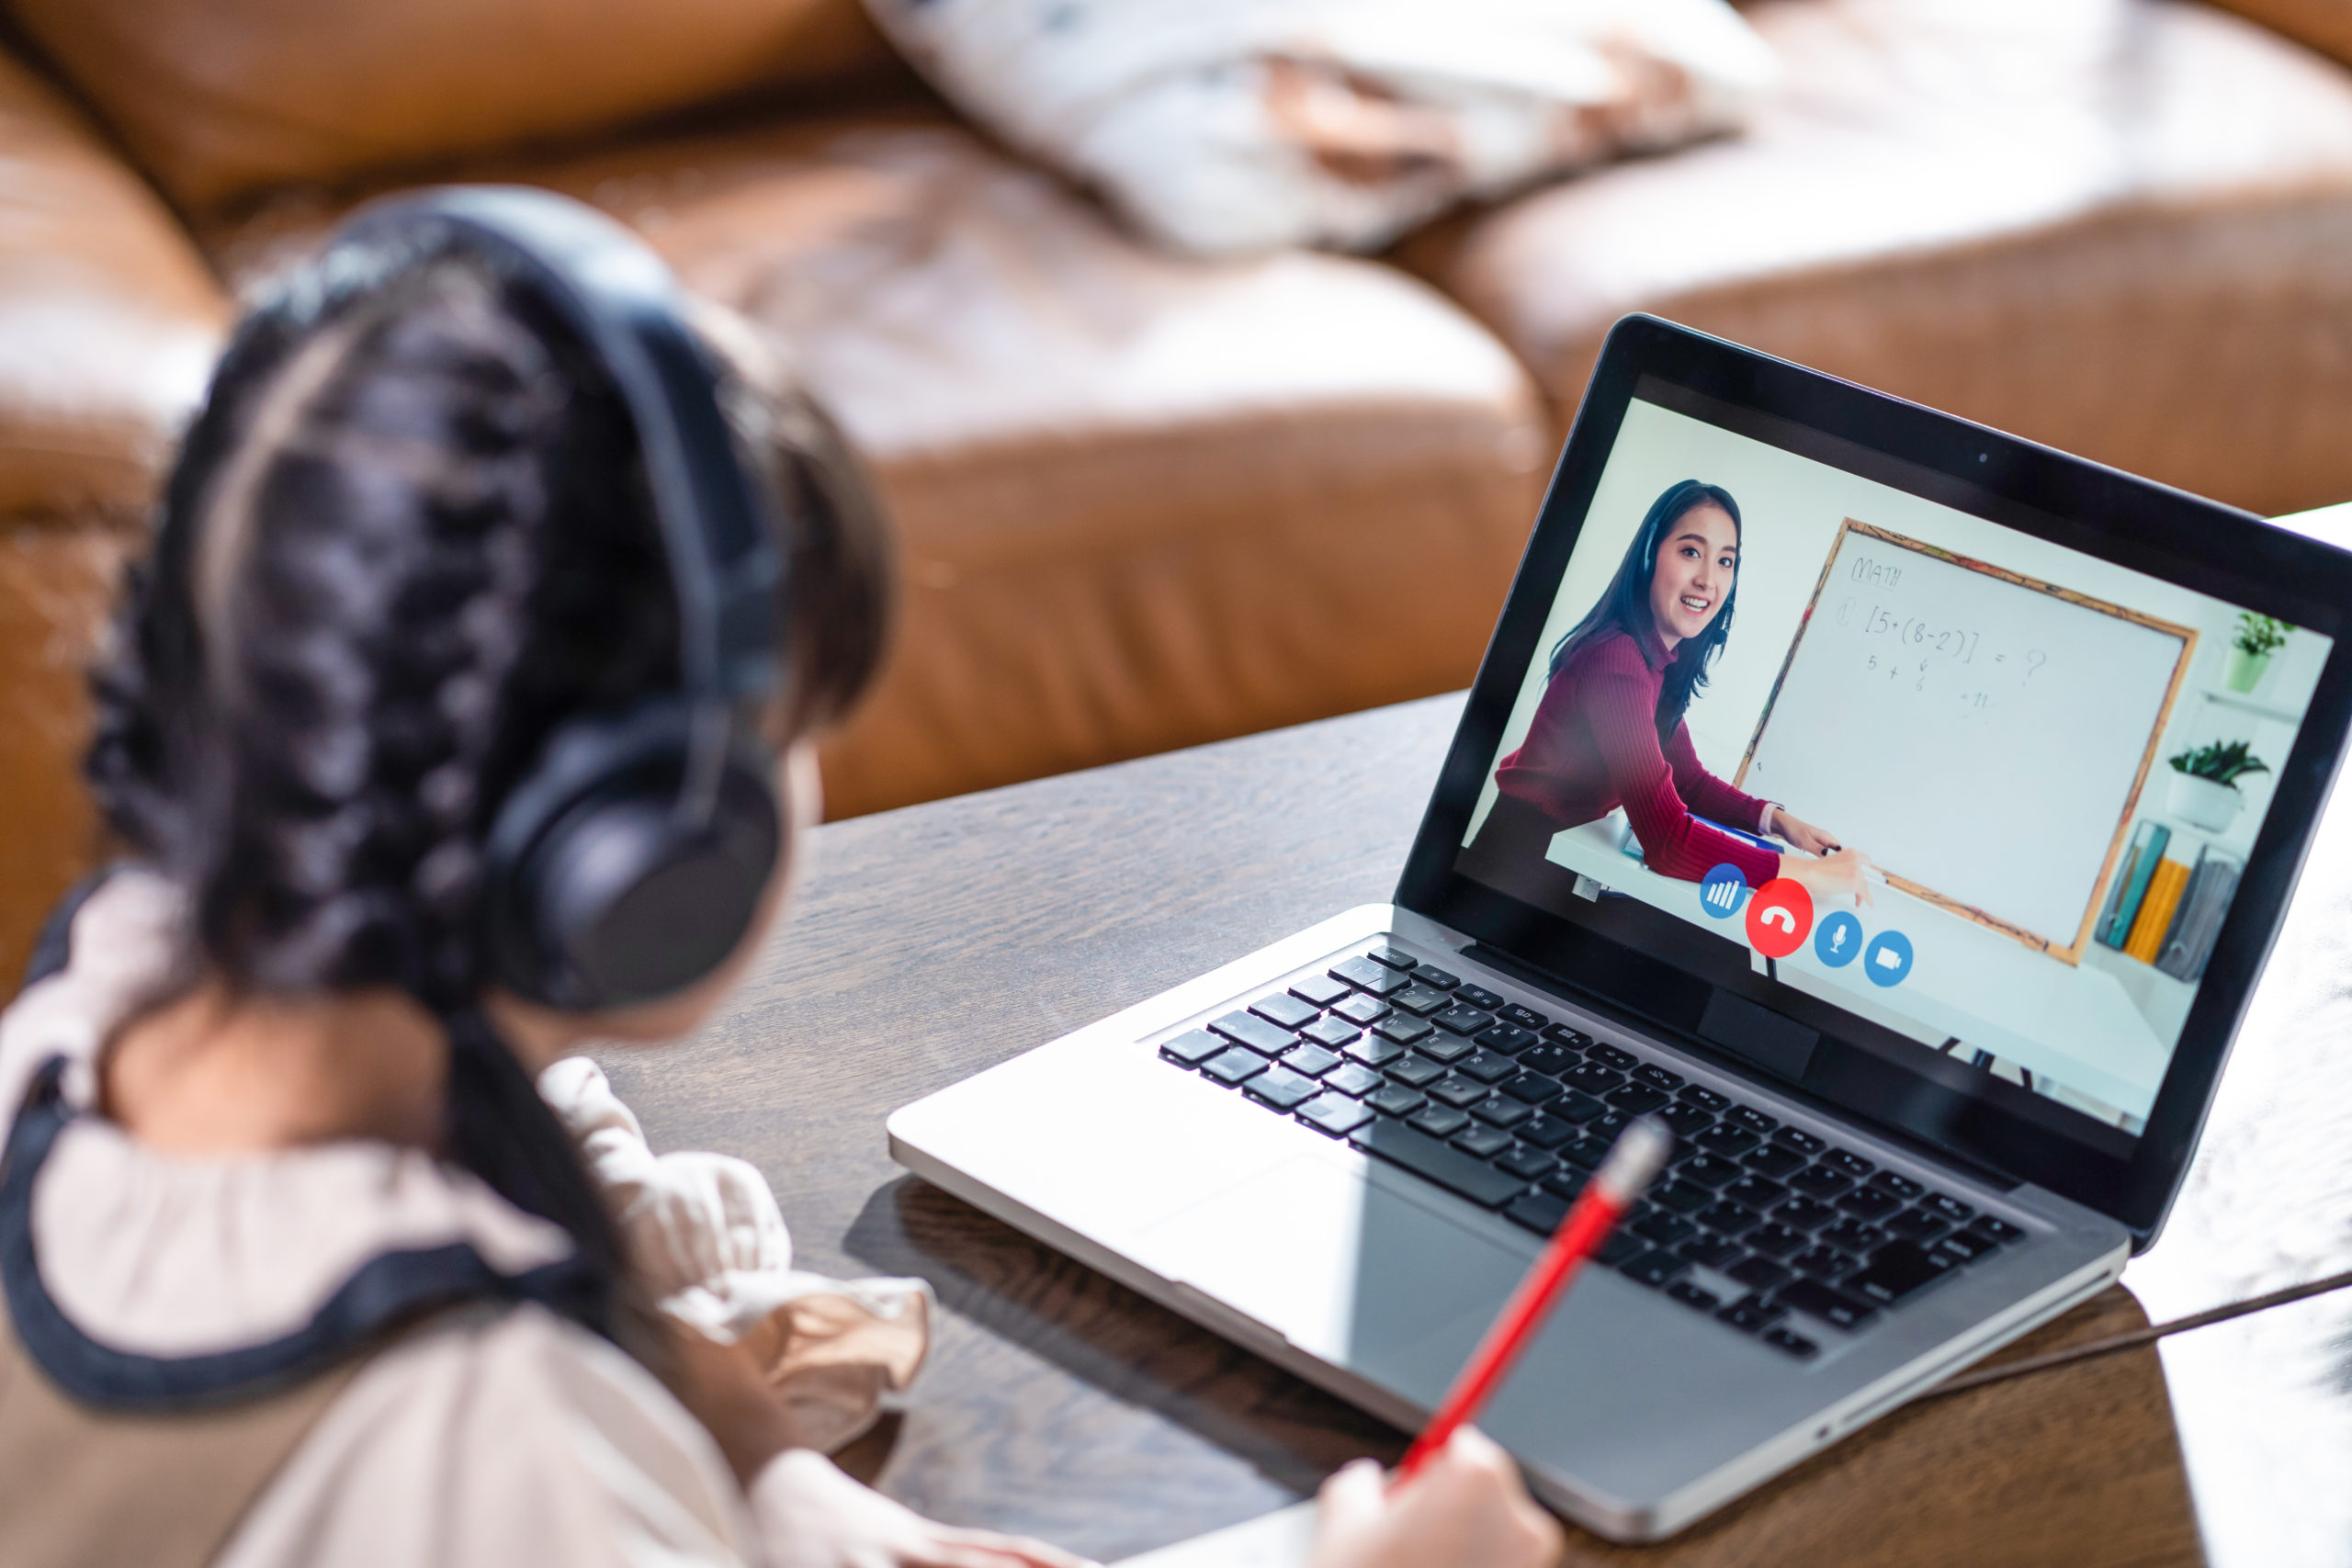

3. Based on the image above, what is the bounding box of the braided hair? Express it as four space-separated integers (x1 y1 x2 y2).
85 243 890 1345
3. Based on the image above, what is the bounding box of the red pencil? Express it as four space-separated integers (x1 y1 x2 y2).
1395 1115 1674 1483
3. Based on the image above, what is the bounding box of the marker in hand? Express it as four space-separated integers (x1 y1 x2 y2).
1394 1116 1674 1485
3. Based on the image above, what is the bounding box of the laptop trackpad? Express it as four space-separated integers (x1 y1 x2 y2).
1136 1152 1527 1382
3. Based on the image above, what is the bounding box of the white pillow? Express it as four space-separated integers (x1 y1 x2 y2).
861 0 1779 255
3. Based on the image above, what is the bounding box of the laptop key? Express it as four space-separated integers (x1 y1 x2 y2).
1542 1169 1589 1201
1412 966 1462 991
1476 1023 1536 1055
1416 1033 1474 1066
1776 1278 1878 1330
1679 1232 1743 1269
1971 1214 2025 1245
1541 1025 1592 1048
1728 1256 1791 1291
1668 1280 1723 1314
1366 1085 1426 1118
1499 1070 1564 1105
1202 1047 1271 1086
1605 1083 1669 1114
1723 1175 1788 1210
1819 1219 1886 1255
1322 1062 1385 1098
1210 1011 1295 1055
1596 1231 1645 1267
1454 984 1506 1010
1458 1050 1518 1085
1695 1201 1760 1235
1504 1190 1569 1235
1678 1084 1730 1111
1289 974 1351 1008
1250 994 1320 1030
1330 993 1390 1027
1819 1148 1874 1179
1694 1124 1759 1156
1385 1055 1445 1089
1588 1043 1636 1070
1299 1099 1371 1139
1246 1067 1318 1110
1372 1014 1434 1046
1651 1179 1713 1214
1388 986 1453 1018
1453 1124 1513 1159
1471 1096 1534 1130
1788 1165 1852 1198
1741 1144 1806 1179
1883 1208 1949 1244
1845 1241 1959 1305
1517 1043 1577 1076
1746 1223 1807 1258
1160 1030 1226 1066
1634 1064 1683 1091
1718 1293 1787 1334
1345 1035 1407 1068
1351 1120 1526 1208
1428 1075 1490 1110
1868 1169 1924 1201
1763 1328 1820 1359
1552 1091 1608 1125
1283 1045 1342 1078
1932 1228 1996 1263
1724 1105 1778 1135
1516 1114 1576 1150
1495 1145 1557 1181
1772 1126 1826 1155
1790 1245 1858 1280
1498 1003 1549 1032
1774 1196 1839 1231
1563 1063 1622 1096
1835 1187 1901 1222
1333 956 1408 996
1365 945 1418 972
1623 1249 1691 1288
1634 1211 1694 1246
1658 1102 1714 1137
1299 1017 1360 1050
1921 1192 1976 1224
1432 1006 1494 1036
1590 1111 1633 1139
1408 1105 1471 1138
1679 1154 1745 1189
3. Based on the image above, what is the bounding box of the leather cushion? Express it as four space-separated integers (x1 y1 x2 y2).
1406 0 2352 517
9 0 892 212
204 114 1549 818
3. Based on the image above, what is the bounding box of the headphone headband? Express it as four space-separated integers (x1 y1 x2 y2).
333 186 784 706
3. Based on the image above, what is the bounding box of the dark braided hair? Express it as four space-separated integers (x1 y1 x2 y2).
85 243 890 1346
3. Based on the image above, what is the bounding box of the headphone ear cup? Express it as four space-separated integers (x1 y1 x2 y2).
486 703 779 1010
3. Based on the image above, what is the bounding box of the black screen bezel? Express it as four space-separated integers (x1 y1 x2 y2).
1395 315 2352 1247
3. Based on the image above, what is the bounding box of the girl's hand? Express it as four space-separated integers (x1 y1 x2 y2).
752 1450 1096 1568
1310 1428 1564 1568
1781 847 1875 908
1766 807 1842 857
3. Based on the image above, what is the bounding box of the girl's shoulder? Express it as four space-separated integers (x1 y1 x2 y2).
1558 625 1653 682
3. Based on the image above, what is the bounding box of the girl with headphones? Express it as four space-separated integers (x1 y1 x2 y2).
1471 479 1871 907
0 193 1559 1568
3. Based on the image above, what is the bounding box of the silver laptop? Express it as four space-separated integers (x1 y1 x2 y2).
889 317 2352 1540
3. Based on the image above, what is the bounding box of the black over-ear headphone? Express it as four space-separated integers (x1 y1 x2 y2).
313 186 791 1010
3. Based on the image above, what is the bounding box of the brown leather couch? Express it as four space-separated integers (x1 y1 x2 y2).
3 0 2351 986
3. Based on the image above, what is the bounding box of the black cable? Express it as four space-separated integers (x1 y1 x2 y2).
1925 1265 2352 1400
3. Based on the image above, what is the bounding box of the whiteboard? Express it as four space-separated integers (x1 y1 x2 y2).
1736 522 2193 961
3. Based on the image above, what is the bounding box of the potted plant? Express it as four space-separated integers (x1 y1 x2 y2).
2166 739 2270 831
2225 613 2291 694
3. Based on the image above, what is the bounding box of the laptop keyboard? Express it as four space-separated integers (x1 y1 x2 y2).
1156 942 2030 1360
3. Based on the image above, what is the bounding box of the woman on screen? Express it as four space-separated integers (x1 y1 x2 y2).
1472 479 1871 905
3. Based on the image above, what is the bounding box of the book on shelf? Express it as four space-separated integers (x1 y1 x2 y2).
2156 849 2241 983
2124 853 2189 963
2099 820 2169 949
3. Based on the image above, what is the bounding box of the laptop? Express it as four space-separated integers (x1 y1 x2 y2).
888 317 2352 1540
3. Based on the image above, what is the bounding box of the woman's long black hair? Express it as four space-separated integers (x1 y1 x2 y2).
1544 479 1742 741
84 243 892 1351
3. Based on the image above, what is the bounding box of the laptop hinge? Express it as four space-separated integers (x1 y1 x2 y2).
1462 942 2020 1193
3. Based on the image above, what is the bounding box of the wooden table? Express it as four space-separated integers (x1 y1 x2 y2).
599 694 2352 1566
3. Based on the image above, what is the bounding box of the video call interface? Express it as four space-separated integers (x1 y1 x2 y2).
1456 388 2331 1137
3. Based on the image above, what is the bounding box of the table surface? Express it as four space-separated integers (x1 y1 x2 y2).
599 693 2352 1567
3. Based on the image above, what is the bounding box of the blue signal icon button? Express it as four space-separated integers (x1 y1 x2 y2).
1815 911 1862 967
1700 863 1748 920
1864 930 1915 987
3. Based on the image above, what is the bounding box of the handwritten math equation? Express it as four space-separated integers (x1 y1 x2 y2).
1832 578 2047 712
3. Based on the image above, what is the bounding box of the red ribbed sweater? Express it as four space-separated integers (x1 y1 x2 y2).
1494 625 1780 886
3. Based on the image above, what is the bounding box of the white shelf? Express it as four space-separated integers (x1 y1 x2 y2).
2198 686 2301 725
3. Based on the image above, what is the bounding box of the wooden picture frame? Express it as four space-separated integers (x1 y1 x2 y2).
1733 520 2198 964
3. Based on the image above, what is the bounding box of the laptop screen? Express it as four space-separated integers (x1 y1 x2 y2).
1446 372 2334 1165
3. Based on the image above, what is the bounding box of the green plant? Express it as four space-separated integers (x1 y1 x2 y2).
2233 613 2291 658
2169 739 2270 789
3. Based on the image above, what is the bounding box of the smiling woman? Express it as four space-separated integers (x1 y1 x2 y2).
1465 479 1871 904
